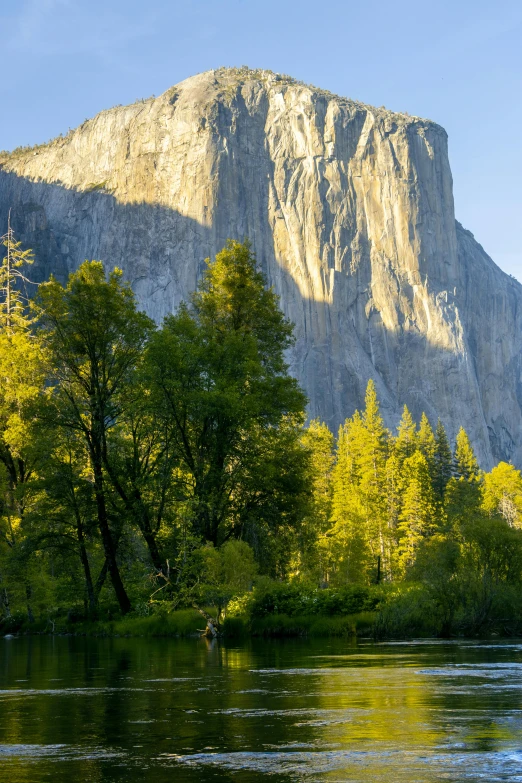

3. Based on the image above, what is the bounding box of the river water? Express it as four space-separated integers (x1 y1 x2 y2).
1 636 522 782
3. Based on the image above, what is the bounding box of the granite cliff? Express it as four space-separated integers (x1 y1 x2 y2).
0 67 520 467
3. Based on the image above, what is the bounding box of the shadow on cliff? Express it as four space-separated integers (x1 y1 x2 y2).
0 169 218 314
1 167 520 468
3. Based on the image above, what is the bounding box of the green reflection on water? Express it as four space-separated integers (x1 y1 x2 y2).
1 636 522 782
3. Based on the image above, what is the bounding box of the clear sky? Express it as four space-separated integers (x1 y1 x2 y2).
1 0 521 280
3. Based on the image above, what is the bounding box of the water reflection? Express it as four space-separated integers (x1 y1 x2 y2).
1 636 522 781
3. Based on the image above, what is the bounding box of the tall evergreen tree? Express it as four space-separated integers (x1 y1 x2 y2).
453 427 481 481
384 452 402 578
298 420 334 580
0 213 35 333
418 413 436 471
445 428 482 529
433 419 453 500
358 380 390 577
394 405 417 465
328 414 372 583
397 451 437 573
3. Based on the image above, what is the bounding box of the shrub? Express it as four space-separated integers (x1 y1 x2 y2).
249 582 381 618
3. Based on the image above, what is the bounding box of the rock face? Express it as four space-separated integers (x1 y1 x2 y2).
0 67 520 467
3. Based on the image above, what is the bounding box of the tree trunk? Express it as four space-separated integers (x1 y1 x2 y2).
141 523 164 573
92 455 131 615
77 521 97 613
70 485 97 613
94 558 109 601
102 452 165 574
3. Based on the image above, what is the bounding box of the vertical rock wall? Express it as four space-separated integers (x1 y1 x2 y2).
0 68 520 467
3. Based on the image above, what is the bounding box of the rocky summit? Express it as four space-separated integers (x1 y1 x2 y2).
0 67 520 467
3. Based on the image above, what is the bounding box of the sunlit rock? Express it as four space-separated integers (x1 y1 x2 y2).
1 67 520 467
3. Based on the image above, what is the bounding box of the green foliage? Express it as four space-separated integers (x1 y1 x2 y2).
397 451 437 574
394 405 417 465
144 240 308 558
0 217 35 333
249 613 361 638
433 419 453 499
1 231 521 641
247 581 381 618
482 461 522 527
453 427 481 481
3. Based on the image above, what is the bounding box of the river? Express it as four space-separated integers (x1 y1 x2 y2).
1 635 522 781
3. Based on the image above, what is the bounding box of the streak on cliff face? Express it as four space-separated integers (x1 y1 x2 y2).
0 67 520 467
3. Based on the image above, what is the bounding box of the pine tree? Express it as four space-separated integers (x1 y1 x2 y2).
433 419 453 500
418 413 436 470
299 420 334 579
453 427 481 481
385 452 402 578
302 420 334 530
330 423 352 525
444 428 482 529
394 405 417 465
328 414 372 583
397 451 437 573
0 213 35 334
358 380 390 578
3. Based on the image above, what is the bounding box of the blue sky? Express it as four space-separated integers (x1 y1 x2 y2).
1 0 521 280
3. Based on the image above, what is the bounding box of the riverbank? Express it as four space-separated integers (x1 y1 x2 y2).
0 608 376 639
3 580 522 640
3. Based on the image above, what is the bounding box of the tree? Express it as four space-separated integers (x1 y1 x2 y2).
433 419 453 500
38 261 153 615
0 212 35 333
102 378 178 576
27 429 105 615
358 380 390 577
394 405 417 465
297 420 334 580
397 451 437 574
453 427 481 481
417 413 436 474
445 427 482 529
145 240 308 552
327 411 374 584
0 226 44 622
483 462 522 528
384 452 401 577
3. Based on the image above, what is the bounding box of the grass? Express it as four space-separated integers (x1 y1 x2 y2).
1 609 204 638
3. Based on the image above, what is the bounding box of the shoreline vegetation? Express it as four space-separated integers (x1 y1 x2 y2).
2 231 522 642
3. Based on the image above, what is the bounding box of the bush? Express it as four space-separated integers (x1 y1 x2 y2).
373 585 440 639
249 582 381 618
249 612 376 638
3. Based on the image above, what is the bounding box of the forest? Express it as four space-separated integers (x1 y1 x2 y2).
2 227 522 639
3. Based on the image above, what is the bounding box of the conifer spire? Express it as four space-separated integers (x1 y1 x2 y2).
434 419 453 499
395 405 417 464
453 427 481 482
398 450 436 572
0 211 35 334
